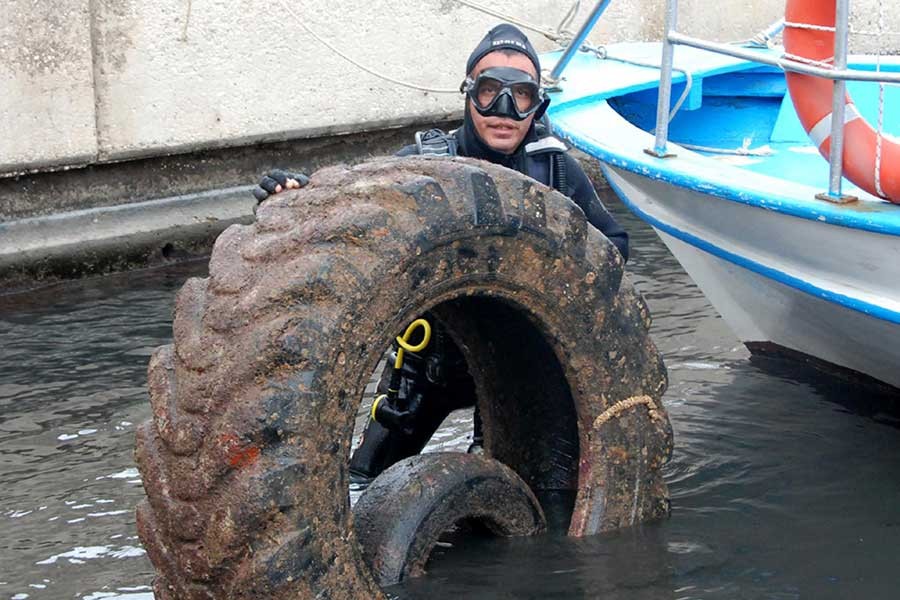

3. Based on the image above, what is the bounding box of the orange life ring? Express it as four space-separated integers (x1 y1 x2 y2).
784 0 900 203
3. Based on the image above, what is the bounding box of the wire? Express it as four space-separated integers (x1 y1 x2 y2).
556 0 581 36
273 0 582 93
273 0 586 95
453 0 567 42
274 0 459 94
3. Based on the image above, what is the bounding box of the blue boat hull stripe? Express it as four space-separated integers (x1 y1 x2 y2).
601 164 900 326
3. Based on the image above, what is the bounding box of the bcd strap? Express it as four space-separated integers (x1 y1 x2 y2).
525 135 569 195
524 135 567 155
415 129 458 157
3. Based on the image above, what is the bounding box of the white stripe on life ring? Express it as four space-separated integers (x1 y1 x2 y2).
808 103 862 149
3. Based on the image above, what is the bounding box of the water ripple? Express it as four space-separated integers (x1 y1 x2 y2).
2 202 900 599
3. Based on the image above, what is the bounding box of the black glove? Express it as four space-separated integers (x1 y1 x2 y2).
252 169 310 203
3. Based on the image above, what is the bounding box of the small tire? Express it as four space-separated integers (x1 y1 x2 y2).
134 156 673 599
353 452 546 586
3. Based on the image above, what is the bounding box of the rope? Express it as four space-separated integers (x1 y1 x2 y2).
781 51 835 70
783 20 836 33
593 395 662 428
786 17 900 38
274 0 459 94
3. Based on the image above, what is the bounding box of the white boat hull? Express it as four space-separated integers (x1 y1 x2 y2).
605 166 900 390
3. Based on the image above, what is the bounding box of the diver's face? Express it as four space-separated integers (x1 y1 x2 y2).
469 52 538 154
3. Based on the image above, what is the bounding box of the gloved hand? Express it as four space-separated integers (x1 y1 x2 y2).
252 169 310 202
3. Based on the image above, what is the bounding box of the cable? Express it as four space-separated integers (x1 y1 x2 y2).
556 0 581 37
453 0 567 42
274 0 586 94
274 0 459 94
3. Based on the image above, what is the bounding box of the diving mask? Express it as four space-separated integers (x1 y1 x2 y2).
460 67 549 121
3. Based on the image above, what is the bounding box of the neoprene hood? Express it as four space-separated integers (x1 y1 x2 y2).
465 23 542 80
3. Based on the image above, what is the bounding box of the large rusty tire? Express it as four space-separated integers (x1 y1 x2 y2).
353 453 546 586
134 156 673 599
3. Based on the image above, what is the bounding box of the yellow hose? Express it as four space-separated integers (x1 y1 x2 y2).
394 318 432 369
371 394 387 422
371 318 432 425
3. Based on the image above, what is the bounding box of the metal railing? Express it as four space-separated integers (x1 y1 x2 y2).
651 0 891 201
551 0 897 202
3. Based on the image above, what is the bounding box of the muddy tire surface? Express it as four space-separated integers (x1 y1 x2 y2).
134 156 673 599
353 453 546 586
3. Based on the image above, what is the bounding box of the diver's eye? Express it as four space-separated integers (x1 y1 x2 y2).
476 80 502 106
512 84 536 111
512 84 534 99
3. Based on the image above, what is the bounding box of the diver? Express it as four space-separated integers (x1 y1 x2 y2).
252 23 629 485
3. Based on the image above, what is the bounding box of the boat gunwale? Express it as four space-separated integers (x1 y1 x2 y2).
545 44 900 239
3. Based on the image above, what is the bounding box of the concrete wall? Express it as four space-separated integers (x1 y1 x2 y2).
0 0 98 173
2 0 897 179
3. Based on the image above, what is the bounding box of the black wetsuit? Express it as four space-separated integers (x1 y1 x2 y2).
349 118 629 481
397 118 629 260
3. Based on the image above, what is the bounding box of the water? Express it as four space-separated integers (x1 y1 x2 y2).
3 198 900 600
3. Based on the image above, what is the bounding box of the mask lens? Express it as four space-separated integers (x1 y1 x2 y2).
474 77 502 109
510 82 538 112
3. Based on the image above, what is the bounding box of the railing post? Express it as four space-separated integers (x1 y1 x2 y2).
646 0 679 158
821 0 856 202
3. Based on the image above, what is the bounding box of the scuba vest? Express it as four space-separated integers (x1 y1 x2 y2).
414 129 459 157
413 126 569 196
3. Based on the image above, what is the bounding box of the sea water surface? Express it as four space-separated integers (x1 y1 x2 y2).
2 195 900 600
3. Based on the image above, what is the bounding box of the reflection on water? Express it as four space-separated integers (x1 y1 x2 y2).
0 264 200 600
3 196 900 599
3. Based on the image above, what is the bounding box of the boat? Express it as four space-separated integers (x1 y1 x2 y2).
544 0 900 390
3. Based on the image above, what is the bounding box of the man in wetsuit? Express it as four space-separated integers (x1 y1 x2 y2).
393 23 628 259
253 24 629 484
253 24 627 258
